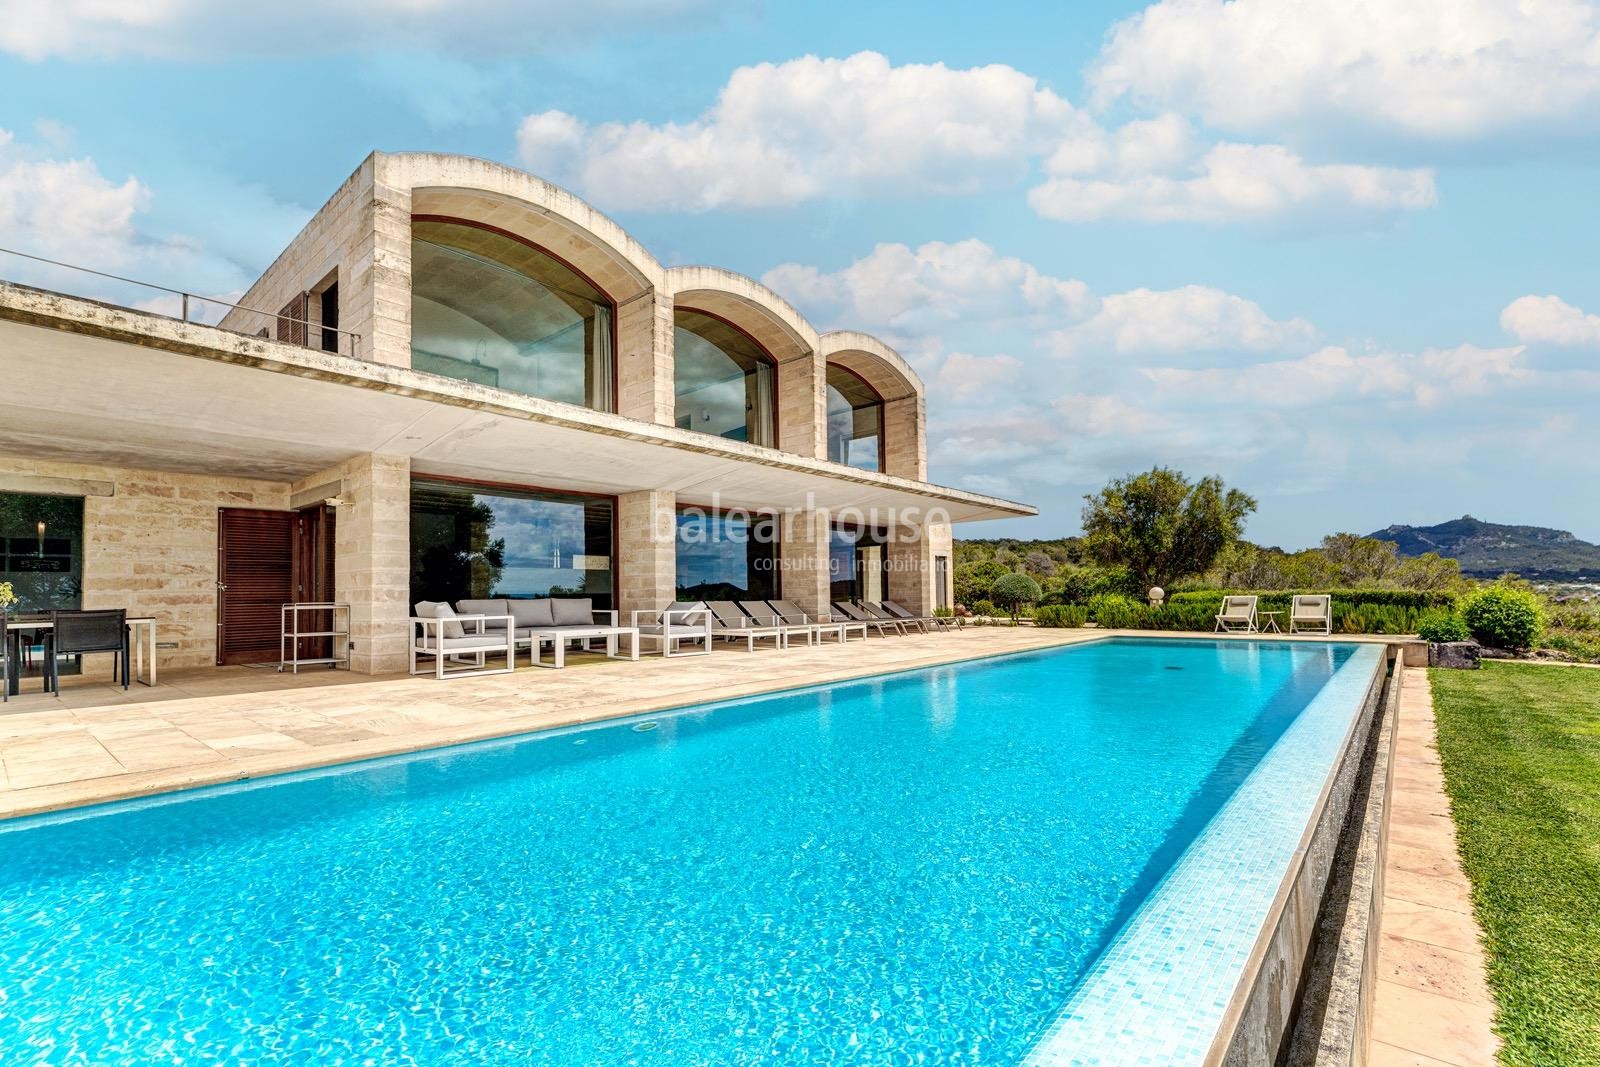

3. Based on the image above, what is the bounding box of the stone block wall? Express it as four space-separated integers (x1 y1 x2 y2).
617 490 677 621
292 453 411 674
779 508 833 617
0 456 290 674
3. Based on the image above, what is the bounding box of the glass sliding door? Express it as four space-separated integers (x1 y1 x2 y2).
673 310 777 447
675 509 779 601
828 525 889 604
409 479 614 608
410 218 615 412
825 365 884 472
0 492 84 611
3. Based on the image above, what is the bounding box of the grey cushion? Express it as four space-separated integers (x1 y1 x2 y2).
510 598 555 628
552 598 592 626
414 601 465 639
457 598 510 630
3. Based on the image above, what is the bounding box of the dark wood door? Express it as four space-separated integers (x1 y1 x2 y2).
292 504 336 660
217 508 295 665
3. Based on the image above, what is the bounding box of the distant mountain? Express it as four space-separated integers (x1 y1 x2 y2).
1369 515 1600 580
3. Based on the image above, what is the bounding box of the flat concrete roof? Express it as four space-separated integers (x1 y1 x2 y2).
0 282 1035 522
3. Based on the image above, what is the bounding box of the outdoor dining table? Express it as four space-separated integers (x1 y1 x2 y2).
4 616 158 696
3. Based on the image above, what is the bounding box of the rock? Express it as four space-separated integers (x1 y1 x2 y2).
1429 641 1482 669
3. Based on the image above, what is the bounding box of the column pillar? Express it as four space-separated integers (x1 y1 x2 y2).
616 290 674 425
334 452 410 674
618 489 677 621
780 507 832 616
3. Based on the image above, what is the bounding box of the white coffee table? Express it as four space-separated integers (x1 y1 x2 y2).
525 626 640 668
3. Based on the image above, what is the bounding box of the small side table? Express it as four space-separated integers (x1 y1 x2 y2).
1259 611 1284 634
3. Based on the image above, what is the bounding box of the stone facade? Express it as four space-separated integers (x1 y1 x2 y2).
9 152 1006 677
0 456 290 674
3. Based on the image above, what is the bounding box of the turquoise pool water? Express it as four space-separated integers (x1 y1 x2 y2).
0 638 1369 1066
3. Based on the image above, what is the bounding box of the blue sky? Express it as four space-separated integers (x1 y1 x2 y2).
1 0 1597 548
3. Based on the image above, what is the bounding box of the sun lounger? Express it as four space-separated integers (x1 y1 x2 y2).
1214 595 1259 634
862 601 926 634
736 600 820 647
766 600 863 643
882 600 956 632
631 601 713 657
1289 594 1333 635
833 601 905 636
706 601 788 650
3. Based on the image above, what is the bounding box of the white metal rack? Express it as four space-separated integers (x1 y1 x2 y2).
279 602 351 672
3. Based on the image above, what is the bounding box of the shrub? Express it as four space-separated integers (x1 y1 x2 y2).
1033 604 1089 628
970 599 999 618
1417 610 1471 643
1087 592 1141 629
1462 585 1544 649
992 572 1043 623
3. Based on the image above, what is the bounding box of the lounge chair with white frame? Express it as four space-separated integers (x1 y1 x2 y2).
766 600 863 643
1289 594 1333 635
631 601 714 657
862 601 926 634
736 600 821 647
1213 595 1260 633
833 601 906 636
410 601 515 678
706 601 789 651
881 600 956 632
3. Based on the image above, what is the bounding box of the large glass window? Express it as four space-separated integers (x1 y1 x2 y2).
675 509 778 602
674 310 776 446
410 479 614 608
0 492 84 612
829 525 889 604
826 366 883 472
411 218 615 411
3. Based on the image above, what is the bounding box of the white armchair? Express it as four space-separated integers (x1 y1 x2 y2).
409 606 515 679
631 602 713 657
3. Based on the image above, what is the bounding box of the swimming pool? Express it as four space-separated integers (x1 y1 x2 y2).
0 637 1379 1065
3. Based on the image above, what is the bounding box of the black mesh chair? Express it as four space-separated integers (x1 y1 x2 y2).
47 609 128 693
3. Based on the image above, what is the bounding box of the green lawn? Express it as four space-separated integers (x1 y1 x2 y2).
1431 662 1600 1067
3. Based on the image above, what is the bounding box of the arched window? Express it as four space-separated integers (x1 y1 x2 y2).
826 365 883 472
673 309 777 447
410 218 615 411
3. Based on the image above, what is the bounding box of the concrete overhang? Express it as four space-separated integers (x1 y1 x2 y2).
0 284 1035 524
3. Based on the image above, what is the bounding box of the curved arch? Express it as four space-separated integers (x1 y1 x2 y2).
666 265 820 364
818 331 923 404
390 152 666 303
672 306 779 447
819 331 925 479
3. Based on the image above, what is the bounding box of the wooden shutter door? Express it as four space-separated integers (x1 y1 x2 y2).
217 508 296 665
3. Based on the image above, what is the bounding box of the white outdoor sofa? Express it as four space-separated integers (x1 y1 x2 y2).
457 597 639 668
1214 595 1260 633
410 603 515 679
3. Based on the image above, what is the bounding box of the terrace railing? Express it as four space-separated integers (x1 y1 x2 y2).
0 246 363 360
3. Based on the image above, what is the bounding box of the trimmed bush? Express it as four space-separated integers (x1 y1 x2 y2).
1417 610 1470 643
1033 604 1089 628
1087 592 1141 629
970 599 999 618
1462 585 1544 649
992 572 1043 622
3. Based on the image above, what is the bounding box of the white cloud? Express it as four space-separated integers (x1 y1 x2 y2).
1144 343 1532 408
763 238 1089 334
934 352 1023 397
0 0 730 59
0 128 285 316
1048 284 1317 357
519 52 1086 211
1500 294 1600 346
1030 130 1436 225
1090 0 1600 141
0 129 148 264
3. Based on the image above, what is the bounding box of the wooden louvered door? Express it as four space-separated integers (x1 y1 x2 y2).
216 508 295 665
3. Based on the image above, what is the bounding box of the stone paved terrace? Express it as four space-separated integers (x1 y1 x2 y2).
0 627 1107 819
